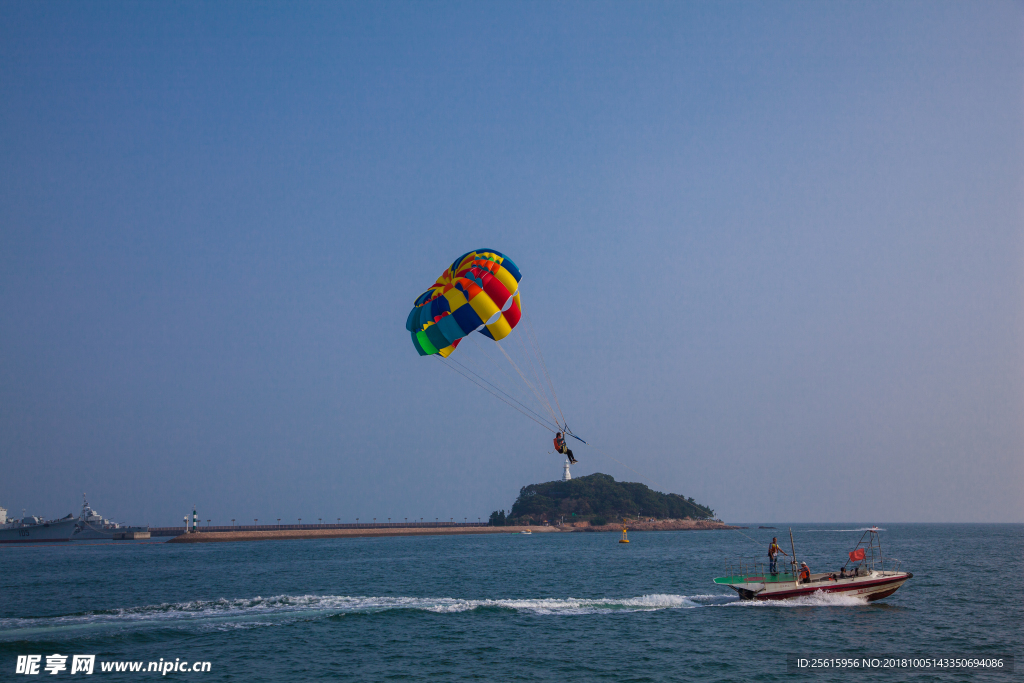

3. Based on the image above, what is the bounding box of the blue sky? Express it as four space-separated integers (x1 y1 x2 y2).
1 1 1021 524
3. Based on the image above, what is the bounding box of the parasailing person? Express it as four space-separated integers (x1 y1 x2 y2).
554 431 577 464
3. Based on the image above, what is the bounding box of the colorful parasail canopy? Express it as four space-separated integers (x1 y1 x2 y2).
406 249 522 357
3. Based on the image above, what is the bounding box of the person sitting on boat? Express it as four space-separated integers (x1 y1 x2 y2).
798 562 811 583
839 567 847 579
554 432 577 464
768 537 788 574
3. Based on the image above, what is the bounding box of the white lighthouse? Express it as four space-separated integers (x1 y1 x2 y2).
562 458 572 481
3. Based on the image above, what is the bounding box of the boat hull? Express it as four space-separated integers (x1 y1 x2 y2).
73 524 150 540
0 517 79 543
733 572 913 602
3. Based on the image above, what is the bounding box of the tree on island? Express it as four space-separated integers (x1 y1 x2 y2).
487 509 508 526
501 473 714 526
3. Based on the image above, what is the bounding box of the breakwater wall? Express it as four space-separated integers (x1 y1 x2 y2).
168 525 560 543
150 521 489 537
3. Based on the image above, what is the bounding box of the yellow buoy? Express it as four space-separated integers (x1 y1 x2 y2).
619 527 629 543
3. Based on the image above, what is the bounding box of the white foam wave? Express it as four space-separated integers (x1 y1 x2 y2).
732 590 868 607
0 593 703 632
0 590 866 639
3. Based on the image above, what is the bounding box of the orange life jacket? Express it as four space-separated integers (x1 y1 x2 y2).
554 436 565 453
799 567 810 581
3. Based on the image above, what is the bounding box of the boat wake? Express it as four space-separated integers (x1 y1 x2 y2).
0 592 867 640
798 527 887 533
739 590 868 607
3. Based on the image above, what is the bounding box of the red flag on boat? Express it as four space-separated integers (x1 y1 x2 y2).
849 548 866 562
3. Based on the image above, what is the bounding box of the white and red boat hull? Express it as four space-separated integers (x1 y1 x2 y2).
728 571 913 602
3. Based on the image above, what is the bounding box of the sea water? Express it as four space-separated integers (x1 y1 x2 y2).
1 524 1020 681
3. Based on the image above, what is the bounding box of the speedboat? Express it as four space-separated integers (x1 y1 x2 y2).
713 527 912 602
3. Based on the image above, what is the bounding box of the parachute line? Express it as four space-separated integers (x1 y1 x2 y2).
467 335 540 410
508 304 561 431
494 340 561 428
513 331 558 427
523 306 568 430
444 355 560 431
436 357 557 433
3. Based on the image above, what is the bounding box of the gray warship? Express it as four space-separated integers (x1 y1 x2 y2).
0 505 78 543
73 495 149 540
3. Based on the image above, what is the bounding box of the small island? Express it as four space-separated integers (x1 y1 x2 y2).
168 473 733 544
489 473 735 531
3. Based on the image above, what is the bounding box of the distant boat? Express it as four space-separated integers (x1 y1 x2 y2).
72 494 149 540
714 528 911 602
519 530 532 535
0 508 78 544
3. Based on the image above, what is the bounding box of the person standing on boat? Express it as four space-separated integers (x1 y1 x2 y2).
768 537 788 574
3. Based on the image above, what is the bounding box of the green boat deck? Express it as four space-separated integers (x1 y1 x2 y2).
713 572 796 585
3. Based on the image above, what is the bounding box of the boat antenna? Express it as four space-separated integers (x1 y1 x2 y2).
789 528 797 579
874 527 883 572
